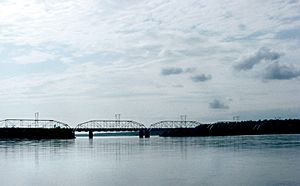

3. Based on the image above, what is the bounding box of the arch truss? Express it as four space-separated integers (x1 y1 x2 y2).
75 120 146 131
0 119 71 129
150 120 201 129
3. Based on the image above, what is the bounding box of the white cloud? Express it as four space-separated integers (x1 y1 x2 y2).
12 50 55 64
0 0 300 125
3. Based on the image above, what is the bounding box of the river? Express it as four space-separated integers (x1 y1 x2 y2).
0 134 299 186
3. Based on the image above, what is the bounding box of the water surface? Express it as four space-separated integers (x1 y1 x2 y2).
0 134 299 186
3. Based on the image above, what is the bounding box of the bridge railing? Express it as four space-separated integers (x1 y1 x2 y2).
75 120 146 130
149 120 201 129
0 119 71 129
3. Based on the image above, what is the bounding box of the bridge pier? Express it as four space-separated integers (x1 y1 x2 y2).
89 131 93 139
139 130 144 138
145 129 150 138
139 129 150 138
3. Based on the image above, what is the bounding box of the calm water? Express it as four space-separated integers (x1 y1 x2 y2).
0 135 300 186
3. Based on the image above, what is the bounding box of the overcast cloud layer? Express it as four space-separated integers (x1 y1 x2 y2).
0 0 300 126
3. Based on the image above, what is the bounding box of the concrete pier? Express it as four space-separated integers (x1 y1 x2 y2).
88 131 93 139
139 130 144 138
145 129 150 138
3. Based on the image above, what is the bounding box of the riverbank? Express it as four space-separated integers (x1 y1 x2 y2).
160 119 300 137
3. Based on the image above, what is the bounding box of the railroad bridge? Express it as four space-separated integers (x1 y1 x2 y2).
0 119 74 139
0 119 71 128
0 118 202 139
75 120 146 138
74 120 201 138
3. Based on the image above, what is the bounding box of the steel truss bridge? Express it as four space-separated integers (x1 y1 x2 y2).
74 120 201 138
0 119 201 138
75 120 146 132
149 120 201 129
0 119 71 129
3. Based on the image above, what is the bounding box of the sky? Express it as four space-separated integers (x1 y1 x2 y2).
0 0 300 127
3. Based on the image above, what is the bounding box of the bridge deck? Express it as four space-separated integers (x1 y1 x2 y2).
76 128 145 132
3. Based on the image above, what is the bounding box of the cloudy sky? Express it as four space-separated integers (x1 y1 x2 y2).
0 0 300 126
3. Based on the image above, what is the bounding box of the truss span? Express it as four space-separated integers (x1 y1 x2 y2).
150 120 201 129
75 120 146 131
0 119 71 129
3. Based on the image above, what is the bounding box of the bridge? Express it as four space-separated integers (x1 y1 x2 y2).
0 119 71 129
0 118 202 139
149 120 201 129
75 120 147 138
147 120 202 137
74 120 201 138
0 119 74 139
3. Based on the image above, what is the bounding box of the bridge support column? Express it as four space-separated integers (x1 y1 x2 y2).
145 129 150 138
89 131 93 139
139 130 144 138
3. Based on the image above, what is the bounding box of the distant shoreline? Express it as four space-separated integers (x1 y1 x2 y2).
160 119 300 137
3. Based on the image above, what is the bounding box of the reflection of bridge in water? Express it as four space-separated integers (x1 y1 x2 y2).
75 120 202 138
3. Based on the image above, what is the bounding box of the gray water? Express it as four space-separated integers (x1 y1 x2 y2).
0 135 300 186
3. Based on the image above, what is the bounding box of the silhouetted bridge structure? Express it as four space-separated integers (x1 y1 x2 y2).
0 118 202 139
0 119 74 139
2 118 299 139
75 120 146 138
75 120 202 138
